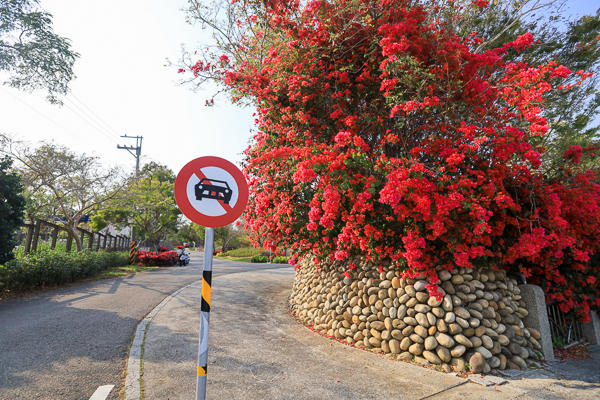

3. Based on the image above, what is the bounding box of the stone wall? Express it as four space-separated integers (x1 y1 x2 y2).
289 258 545 374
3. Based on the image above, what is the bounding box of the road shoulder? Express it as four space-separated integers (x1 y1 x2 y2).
136 267 468 400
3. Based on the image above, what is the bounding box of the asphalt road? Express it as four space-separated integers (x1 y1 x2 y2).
0 252 288 400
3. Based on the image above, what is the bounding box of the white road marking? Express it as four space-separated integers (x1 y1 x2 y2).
89 385 114 400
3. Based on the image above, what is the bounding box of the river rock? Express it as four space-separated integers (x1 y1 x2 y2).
409 343 424 355
437 346 452 363
390 339 401 354
435 332 455 348
451 357 466 372
454 334 473 347
424 336 438 351
451 345 466 357
289 259 538 375
439 270 452 281
511 355 527 369
415 313 430 328
474 346 493 359
415 304 431 313
423 350 442 364
468 352 486 373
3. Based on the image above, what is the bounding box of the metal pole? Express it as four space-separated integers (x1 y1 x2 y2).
196 227 214 400
117 135 143 241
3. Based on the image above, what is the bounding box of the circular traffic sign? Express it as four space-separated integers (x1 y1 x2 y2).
174 156 249 228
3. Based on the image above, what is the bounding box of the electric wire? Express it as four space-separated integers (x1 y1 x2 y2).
59 97 121 144
1 88 93 146
64 95 122 142
69 93 123 141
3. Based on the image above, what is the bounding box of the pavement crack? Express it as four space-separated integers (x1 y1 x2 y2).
416 380 469 400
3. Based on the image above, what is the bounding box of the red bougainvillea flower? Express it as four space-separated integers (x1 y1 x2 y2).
199 0 599 321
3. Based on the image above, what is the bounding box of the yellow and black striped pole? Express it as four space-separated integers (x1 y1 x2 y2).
196 227 214 400
129 241 137 265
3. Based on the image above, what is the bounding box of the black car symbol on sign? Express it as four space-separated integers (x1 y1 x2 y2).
195 178 233 205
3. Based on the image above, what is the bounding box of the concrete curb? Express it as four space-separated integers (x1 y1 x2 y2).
125 281 201 400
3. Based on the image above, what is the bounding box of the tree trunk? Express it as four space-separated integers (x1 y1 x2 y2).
65 221 83 251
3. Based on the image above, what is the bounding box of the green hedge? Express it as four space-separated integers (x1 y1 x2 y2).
250 255 269 263
222 247 265 258
272 256 290 264
0 249 129 292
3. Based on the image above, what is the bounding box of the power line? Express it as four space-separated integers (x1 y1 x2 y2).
67 94 123 141
1 88 92 145
60 97 121 144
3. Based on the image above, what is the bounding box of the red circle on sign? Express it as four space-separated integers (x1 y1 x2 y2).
174 156 249 228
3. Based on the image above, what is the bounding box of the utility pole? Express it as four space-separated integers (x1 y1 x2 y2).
117 135 143 241
117 135 143 178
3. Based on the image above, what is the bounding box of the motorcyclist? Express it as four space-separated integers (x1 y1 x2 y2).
178 249 190 266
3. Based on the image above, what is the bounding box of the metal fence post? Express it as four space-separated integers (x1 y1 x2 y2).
196 227 214 400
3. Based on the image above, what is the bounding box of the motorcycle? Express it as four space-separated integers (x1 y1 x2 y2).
178 250 190 266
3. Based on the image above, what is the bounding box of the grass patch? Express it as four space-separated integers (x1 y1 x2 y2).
216 256 253 263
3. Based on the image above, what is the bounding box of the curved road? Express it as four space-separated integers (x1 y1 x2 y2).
0 253 287 400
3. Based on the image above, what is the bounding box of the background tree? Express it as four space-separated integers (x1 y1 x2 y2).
447 1 600 173
215 219 251 251
166 222 203 246
21 186 59 223
0 0 79 104
1 137 129 251
0 156 26 263
97 162 180 251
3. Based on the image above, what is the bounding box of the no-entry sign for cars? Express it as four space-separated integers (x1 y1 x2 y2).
174 156 249 228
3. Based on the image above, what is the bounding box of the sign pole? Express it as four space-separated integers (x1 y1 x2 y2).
196 227 214 400
174 156 248 400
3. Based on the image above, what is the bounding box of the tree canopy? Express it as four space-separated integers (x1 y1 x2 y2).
94 162 181 251
1 137 129 251
0 156 25 263
0 0 79 104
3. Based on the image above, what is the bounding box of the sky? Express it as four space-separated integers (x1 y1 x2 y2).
0 0 255 177
0 0 597 178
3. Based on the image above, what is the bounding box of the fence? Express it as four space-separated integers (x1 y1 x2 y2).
546 300 585 348
18 219 129 255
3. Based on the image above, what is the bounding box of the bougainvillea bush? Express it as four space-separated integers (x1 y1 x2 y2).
136 250 178 267
185 0 600 321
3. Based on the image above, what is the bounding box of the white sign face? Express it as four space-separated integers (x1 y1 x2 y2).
174 157 249 228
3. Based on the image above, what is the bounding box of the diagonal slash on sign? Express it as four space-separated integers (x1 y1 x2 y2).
196 169 235 213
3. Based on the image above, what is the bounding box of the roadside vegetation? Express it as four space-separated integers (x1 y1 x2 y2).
177 0 600 322
0 247 130 294
215 247 291 264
